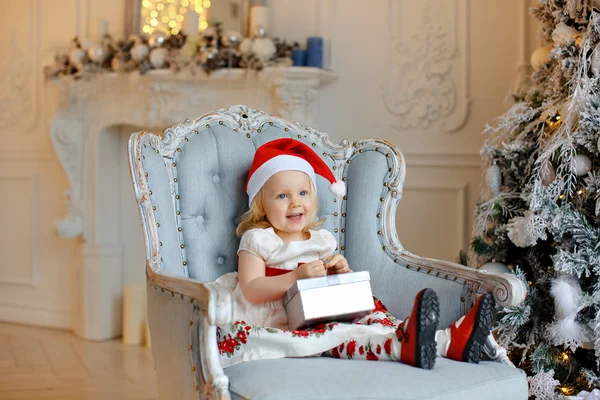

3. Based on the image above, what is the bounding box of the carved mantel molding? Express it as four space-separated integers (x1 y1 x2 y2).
49 67 337 239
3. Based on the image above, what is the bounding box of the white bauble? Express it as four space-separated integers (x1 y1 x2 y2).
480 262 511 274
239 38 254 55
68 48 86 68
572 154 592 176
87 45 106 63
81 39 93 51
552 22 579 46
251 37 276 61
541 163 556 186
531 46 552 71
486 164 502 196
149 47 169 69
131 43 150 63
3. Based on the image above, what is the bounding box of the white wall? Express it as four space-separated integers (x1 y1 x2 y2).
0 0 539 330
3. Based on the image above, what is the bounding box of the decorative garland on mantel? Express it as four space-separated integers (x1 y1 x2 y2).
44 23 297 81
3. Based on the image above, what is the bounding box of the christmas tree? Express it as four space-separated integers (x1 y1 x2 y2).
469 1 600 398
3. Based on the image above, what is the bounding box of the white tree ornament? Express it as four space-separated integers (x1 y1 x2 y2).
480 262 511 274
528 370 560 400
486 164 502 196
572 154 592 176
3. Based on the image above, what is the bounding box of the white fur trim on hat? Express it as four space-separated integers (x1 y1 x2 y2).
247 155 317 206
329 181 346 197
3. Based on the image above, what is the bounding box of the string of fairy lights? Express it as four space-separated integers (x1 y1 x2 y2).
141 0 211 35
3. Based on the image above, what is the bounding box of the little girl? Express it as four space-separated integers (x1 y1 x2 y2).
215 138 495 369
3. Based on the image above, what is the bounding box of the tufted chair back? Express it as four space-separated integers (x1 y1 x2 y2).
130 105 467 327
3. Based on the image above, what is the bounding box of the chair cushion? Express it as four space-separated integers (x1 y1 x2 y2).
225 357 527 400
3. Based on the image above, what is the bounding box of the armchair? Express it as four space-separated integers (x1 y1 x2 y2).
128 105 528 399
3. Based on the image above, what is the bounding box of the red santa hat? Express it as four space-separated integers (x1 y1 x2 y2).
245 138 346 206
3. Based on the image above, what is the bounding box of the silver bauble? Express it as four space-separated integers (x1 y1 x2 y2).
131 43 150 63
251 37 276 61
87 45 106 63
148 31 167 47
572 154 592 176
486 164 502 196
541 163 556 186
222 30 241 47
149 47 169 69
68 48 86 68
593 46 600 77
597 136 600 152
480 262 511 274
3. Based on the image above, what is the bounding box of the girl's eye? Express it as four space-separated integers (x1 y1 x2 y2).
278 194 287 199
300 191 307 196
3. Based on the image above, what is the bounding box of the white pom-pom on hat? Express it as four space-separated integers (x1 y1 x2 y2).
329 181 346 197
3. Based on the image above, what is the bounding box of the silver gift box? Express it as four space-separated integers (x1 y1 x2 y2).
283 271 375 330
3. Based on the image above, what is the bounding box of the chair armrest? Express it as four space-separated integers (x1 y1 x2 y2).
146 264 233 399
147 263 233 326
396 251 526 308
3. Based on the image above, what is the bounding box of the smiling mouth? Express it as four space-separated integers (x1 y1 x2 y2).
287 213 304 219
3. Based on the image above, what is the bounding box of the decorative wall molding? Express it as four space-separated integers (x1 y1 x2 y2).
0 174 39 288
382 0 472 133
0 303 71 329
403 181 470 250
0 0 40 134
403 152 481 168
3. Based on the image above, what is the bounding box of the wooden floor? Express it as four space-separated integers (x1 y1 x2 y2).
0 322 158 400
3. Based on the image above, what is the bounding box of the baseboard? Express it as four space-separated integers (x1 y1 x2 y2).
0 303 72 330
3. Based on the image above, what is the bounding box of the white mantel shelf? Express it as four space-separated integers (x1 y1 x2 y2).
47 66 337 340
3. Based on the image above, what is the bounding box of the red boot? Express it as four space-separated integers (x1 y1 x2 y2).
398 288 440 369
445 294 495 363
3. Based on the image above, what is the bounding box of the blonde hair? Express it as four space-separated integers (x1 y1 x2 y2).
236 180 324 237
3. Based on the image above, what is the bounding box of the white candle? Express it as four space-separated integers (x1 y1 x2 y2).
122 284 147 345
249 6 269 37
185 11 200 34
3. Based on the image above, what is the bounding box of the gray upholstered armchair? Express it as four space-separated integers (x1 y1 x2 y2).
128 105 528 399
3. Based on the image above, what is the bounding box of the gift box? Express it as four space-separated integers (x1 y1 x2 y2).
283 271 375 330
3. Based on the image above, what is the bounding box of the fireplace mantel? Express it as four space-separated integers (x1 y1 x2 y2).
48 66 337 339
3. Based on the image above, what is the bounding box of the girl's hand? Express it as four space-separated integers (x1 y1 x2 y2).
325 255 351 275
294 259 327 280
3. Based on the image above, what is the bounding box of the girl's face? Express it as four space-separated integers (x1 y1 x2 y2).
262 170 315 241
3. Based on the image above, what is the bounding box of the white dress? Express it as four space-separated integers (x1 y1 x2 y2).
214 227 400 368
215 227 337 330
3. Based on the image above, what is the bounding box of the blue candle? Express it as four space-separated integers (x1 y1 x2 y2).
291 49 306 66
306 37 323 68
